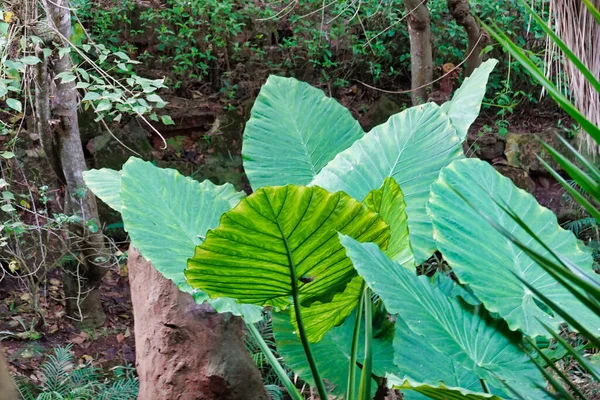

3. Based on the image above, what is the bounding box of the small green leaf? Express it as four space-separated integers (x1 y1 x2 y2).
55 72 77 83
161 115 174 125
18 56 41 65
1 151 15 159
146 94 163 103
113 51 130 60
76 68 90 82
96 100 112 113
58 47 71 59
82 92 101 101
1 204 15 212
6 98 22 112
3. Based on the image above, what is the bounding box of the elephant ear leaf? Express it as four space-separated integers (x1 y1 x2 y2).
441 59 498 141
117 157 261 321
340 236 549 400
242 76 364 189
311 102 462 264
273 308 394 397
427 157 600 337
185 185 389 339
387 375 503 400
83 168 122 211
363 177 414 269
293 178 414 342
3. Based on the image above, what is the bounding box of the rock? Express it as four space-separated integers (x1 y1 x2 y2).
361 95 404 131
505 128 574 174
465 129 505 161
494 165 536 194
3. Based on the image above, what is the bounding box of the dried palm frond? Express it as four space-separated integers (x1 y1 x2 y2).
543 0 600 156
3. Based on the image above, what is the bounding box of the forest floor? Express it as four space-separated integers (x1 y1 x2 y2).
1 262 135 382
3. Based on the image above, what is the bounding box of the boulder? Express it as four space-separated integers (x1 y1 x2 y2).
494 165 536 194
505 129 574 175
360 95 404 131
464 129 505 161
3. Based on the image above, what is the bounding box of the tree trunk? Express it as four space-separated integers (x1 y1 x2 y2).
38 0 108 327
404 0 433 105
128 247 268 400
0 351 17 400
447 0 488 76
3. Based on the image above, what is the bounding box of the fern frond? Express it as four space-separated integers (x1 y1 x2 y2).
39 345 74 396
265 384 283 400
16 377 38 400
96 378 139 400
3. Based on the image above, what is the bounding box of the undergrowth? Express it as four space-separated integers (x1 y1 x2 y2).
16 344 138 400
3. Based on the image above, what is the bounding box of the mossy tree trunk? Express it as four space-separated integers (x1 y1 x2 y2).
404 0 433 105
447 0 488 76
34 0 108 327
128 247 268 400
0 351 17 400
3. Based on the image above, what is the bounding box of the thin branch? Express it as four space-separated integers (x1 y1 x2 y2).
357 34 485 94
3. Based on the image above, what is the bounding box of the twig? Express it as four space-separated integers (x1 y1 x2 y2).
357 34 485 94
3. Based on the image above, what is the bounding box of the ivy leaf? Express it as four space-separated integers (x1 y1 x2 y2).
161 115 175 125
18 56 41 65
82 92 101 101
6 98 22 113
55 72 77 84
96 100 112 113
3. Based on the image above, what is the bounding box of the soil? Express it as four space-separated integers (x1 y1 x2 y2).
1 259 135 382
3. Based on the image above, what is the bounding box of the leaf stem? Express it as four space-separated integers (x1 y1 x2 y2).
245 320 304 400
279 225 328 399
346 282 366 400
290 289 329 399
479 378 490 394
358 287 373 399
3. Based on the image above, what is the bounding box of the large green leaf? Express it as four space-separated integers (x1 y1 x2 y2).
363 177 414 268
340 236 548 399
291 275 364 343
387 375 503 400
186 185 389 338
295 178 414 342
393 320 487 400
428 158 600 337
119 158 261 321
273 309 394 397
312 102 463 264
82 168 122 211
242 76 364 189
440 59 498 141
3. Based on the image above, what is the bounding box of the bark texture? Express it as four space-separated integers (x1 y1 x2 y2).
447 0 488 76
37 0 108 327
0 352 17 400
128 247 268 400
404 0 433 105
